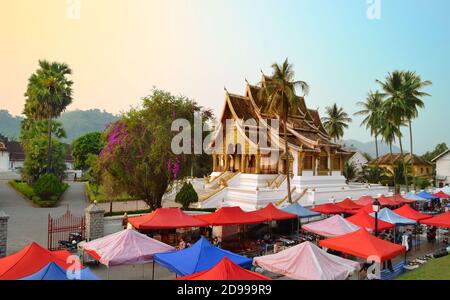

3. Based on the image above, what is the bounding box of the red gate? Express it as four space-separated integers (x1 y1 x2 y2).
48 208 86 251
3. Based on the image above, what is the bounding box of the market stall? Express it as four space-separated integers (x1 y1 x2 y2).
311 203 347 215
336 198 363 214
177 257 271 280
20 262 98 280
281 202 320 219
346 211 395 232
253 241 360 280
302 215 360 238
354 195 375 206
128 208 208 229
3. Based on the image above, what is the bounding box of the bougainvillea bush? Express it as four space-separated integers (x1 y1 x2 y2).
98 89 214 210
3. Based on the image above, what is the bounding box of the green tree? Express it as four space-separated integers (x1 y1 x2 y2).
355 91 384 161
175 182 199 209
71 132 103 170
24 60 73 174
343 161 358 184
402 71 432 190
379 116 403 193
259 59 309 203
321 103 352 143
423 143 448 162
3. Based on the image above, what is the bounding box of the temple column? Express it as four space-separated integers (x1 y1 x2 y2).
212 152 217 172
340 155 344 176
312 155 317 176
298 151 304 176
329 152 333 176
256 147 261 174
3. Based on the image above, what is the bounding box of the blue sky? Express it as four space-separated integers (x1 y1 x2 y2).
1 0 449 154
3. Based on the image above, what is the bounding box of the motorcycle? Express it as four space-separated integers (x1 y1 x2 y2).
58 232 83 252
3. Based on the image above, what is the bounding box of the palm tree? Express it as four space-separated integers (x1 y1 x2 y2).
379 116 402 193
343 161 358 184
321 104 352 143
259 59 309 203
402 71 431 190
354 91 384 161
376 71 410 191
24 60 73 173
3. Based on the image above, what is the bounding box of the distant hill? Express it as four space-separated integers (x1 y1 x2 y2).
342 139 401 158
0 109 119 143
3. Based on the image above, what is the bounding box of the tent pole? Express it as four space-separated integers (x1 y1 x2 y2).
142 264 145 279
107 267 109 280
152 260 155 280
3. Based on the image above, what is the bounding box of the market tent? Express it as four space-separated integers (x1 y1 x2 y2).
437 186 450 195
369 208 416 225
420 212 450 228
404 192 428 202
391 194 416 204
194 206 266 226
20 262 99 280
393 205 432 221
336 198 363 213
82 229 175 266
248 203 297 221
378 195 402 207
417 191 439 201
253 241 359 280
354 195 375 206
433 191 450 199
346 211 394 232
319 228 406 263
281 203 320 219
311 203 347 215
154 236 252 276
177 257 271 280
351 203 374 215
302 215 360 237
0 242 81 280
128 208 208 229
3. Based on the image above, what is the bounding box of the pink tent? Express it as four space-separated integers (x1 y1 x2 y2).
302 215 360 237
253 241 360 280
82 229 175 266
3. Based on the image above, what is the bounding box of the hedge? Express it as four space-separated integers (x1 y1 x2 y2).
8 180 68 208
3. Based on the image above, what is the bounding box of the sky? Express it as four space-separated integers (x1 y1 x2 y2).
0 0 449 154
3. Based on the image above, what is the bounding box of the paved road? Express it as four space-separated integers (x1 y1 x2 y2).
0 180 87 254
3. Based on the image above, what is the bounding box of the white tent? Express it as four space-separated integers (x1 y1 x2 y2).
302 215 360 237
253 241 360 280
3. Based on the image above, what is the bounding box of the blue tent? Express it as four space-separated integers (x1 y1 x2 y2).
281 203 320 219
20 262 99 280
404 192 428 202
417 191 439 201
370 208 416 225
153 236 252 276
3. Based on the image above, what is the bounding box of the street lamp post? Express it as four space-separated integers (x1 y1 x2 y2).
372 199 381 237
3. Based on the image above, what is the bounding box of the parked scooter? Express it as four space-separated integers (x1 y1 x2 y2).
58 232 83 252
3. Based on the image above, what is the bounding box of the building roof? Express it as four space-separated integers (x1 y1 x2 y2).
431 149 450 162
369 153 432 166
5 141 25 161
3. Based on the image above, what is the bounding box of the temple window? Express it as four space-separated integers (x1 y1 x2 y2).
303 155 313 170
333 157 341 170
319 156 328 170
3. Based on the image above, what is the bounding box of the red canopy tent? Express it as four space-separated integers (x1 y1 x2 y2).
319 228 405 263
378 195 403 207
354 195 375 206
391 194 416 204
420 212 450 228
346 211 394 232
336 198 363 213
128 208 208 230
248 203 297 221
194 206 267 226
311 203 347 215
349 203 374 215
176 257 271 280
0 242 81 280
433 191 450 199
393 205 432 221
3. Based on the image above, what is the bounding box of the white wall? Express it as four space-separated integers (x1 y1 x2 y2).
348 151 368 172
436 151 450 185
0 151 9 171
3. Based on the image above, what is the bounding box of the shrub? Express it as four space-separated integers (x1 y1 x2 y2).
175 182 198 209
33 174 64 199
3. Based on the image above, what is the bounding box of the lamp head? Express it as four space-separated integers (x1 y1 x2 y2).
372 199 381 213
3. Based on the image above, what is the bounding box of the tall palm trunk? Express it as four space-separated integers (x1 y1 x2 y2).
408 119 415 190
374 134 379 161
397 125 409 192
47 115 52 173
390 143 397 194
284 118 292 203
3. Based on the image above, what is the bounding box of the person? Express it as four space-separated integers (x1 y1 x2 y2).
177 237 186 250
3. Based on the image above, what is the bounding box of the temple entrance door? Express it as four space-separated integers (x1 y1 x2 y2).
228 155 235 172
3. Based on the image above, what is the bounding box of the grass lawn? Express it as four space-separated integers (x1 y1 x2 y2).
85 182 136 203
396 254 450 280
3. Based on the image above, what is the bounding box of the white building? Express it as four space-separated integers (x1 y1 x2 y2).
347 150 369 173
432 149 450 188
0 142 9 171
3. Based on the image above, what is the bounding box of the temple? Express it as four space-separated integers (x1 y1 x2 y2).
192 74 388 210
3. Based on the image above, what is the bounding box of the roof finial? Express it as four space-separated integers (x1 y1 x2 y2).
224 86 228 93
245 78 249 85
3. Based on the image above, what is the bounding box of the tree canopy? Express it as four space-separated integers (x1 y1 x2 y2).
71 132 103 170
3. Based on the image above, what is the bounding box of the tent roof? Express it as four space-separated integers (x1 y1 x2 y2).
417 191 439 200
336 198 363 212
346 211 394 232
437 186 450 195
393 205 432 221
392 194 416 204
248 203 297 221
20 262 98 280
0 242 80 280
369 208 416 225
177 257 271 280
281 203 320 219
433 191 450 199
403 192 428 201
194 206 266 226
82 229 175 266
319 229 406 263
354 195 375 206
303 215 360 237
420 212 450 228
154 236 252 276
128 208 208 229
311 203 347 215
253 241 360 280
378 195 402 207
